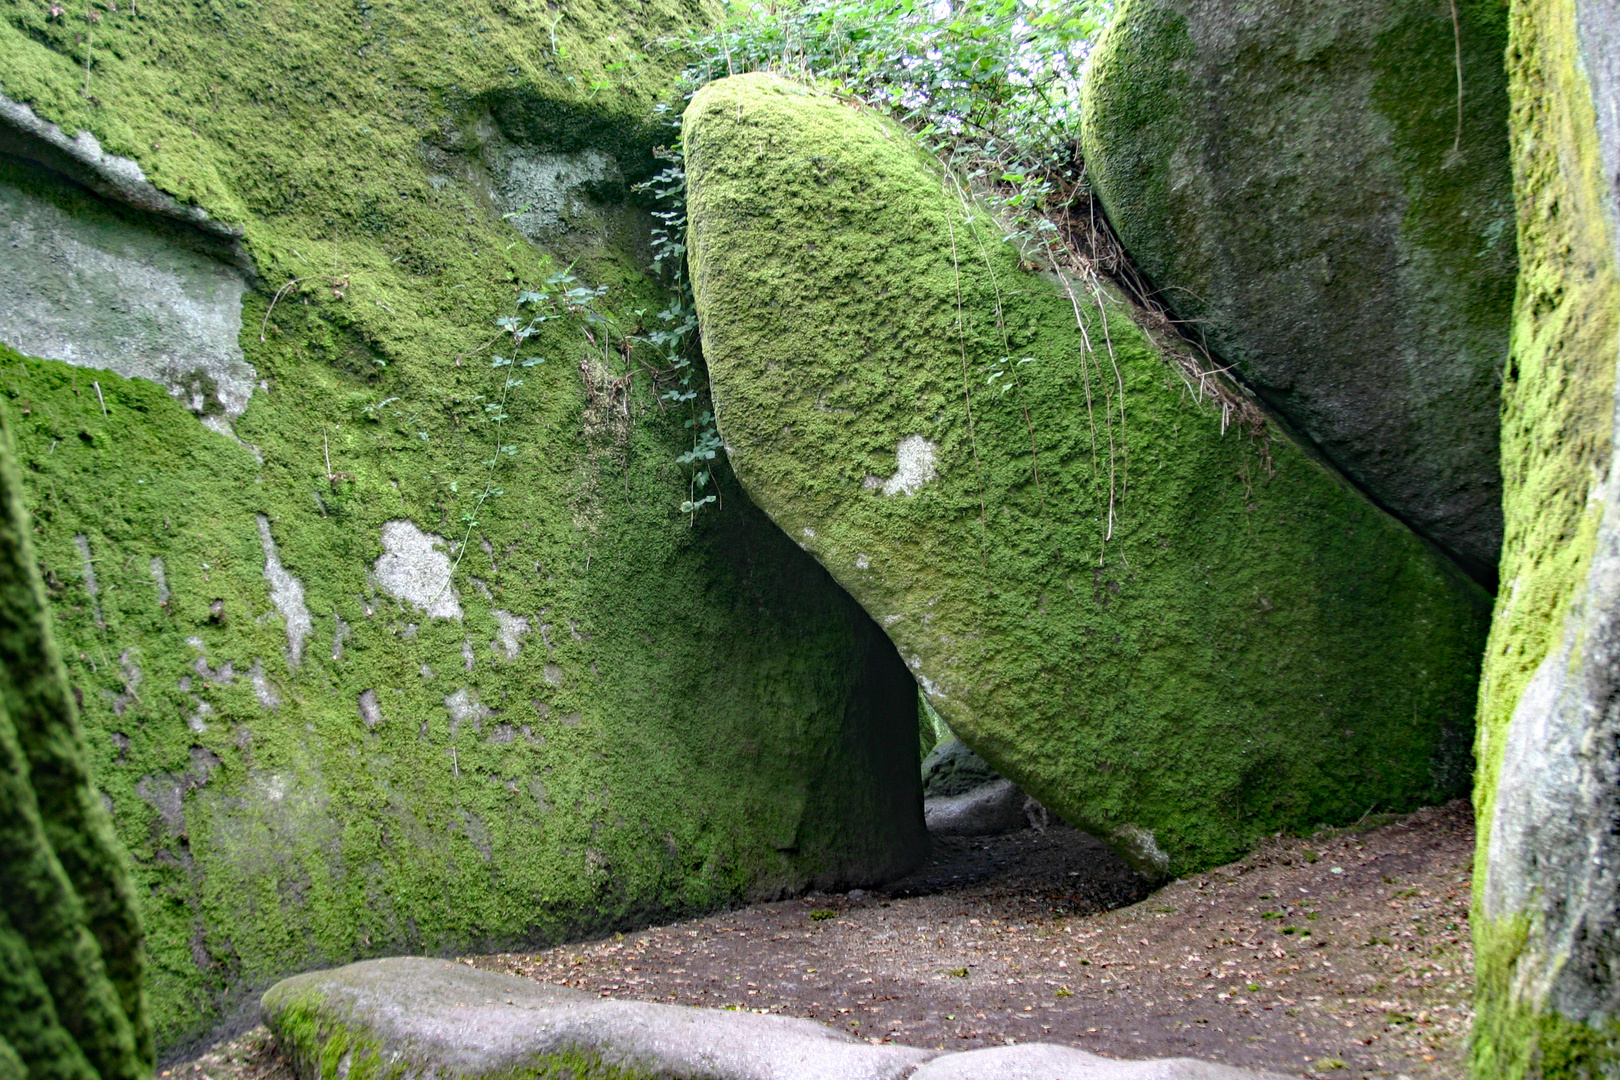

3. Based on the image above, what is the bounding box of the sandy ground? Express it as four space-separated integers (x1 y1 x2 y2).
167 801 1474 1080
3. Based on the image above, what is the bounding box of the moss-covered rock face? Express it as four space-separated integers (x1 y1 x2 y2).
1470 0 1620 1074
0 408 154 1080
684 73 1491 882
0 0 927 1051
1081 0 1517 585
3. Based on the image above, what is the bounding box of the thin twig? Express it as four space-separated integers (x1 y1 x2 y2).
83 3 92 100
259 277 312 342
92 380 107 418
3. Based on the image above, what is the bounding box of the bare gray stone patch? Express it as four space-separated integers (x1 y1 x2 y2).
149 556 170 606
491 609 530 659
332 613 350 661
876 434 938 497
250 660 280 710
358 689 384 729
101 648 142 716
257 515 312 668
481 127 625 242
0 175 256 431
373 519 462 620
445 688 495 738
136 746 222 836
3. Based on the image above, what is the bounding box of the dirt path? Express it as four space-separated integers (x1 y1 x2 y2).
169 802 1474 1080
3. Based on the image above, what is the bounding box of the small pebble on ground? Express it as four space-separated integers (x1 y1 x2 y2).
170 802 1473 1080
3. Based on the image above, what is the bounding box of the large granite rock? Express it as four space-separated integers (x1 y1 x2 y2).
261 957 1291 1080
1470 0 1620 1073
0 409 153 1080
1081 0 1517 583
0 0 925 1051
685 73 1492 880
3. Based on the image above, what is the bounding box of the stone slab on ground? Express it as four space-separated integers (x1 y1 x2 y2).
909 1045 1288 1080
261 958 1291 1080
264 958 932 1080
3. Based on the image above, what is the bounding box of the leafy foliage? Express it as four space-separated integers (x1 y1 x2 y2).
681 0 1114 249
646 0 1156 533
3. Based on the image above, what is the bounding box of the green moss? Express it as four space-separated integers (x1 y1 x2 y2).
1474 914 1620 1079
687 74 1491 879
1372 0 1515 304
1469 0 1620 1074
1077 1 1195 291
0 407 152 1080
0 0 927 1051
267 987 657 1080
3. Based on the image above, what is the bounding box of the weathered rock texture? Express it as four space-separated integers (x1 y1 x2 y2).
1081 0 1517 584
0 0 925 1050
261 957 1290 1080
0 409 154 1080
685 73 1491 881
1470 0 1620 1074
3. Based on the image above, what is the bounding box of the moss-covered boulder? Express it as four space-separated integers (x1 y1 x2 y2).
0 408 154 1080
1080 0 1517 584
685 73 1491 880
1470 0 1620 1073
0 0 926 1050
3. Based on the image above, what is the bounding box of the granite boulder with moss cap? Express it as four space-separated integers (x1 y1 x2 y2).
685 72 1492 880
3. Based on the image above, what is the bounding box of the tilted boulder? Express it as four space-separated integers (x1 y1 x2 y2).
0 0 924 1050
1470 0 1620 1073
1081 0 1517 583
685 73 1491 879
